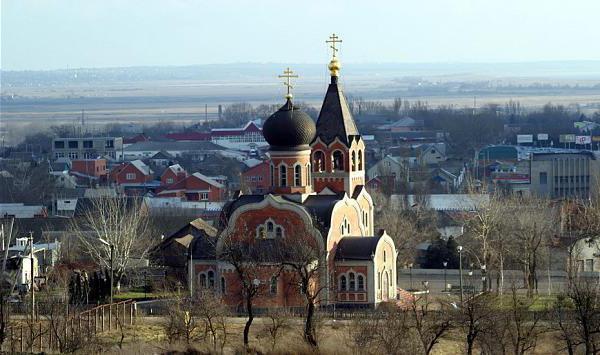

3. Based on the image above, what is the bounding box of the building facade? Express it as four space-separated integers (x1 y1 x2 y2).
52 137 123 160
186 45 398 309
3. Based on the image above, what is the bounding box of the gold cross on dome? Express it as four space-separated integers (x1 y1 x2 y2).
326 33 342 58
278 67 298 100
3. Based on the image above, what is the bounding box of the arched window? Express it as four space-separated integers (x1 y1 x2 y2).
270 164 274 186
207 270 215 288
313 151 325 172
332 151 344 171
294 165 301 186
270 276 278 294
358 150 363 170
384 250 386 262
351 151 356 171
279 165 287 186
275 226 283 238
307 164 312 184
357 275 365 291
220 277 226 294
267 222 274 233
349 272 356 290
199 273 207 288
340 275 347 291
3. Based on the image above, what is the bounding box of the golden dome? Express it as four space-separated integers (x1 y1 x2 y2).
328 57 341 77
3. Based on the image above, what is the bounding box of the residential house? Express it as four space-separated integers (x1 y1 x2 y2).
71 158 108 179
241 160 270 193
161 164 189 186
109 160 154 186
0 204 47 218
157 172 226 202
367 155 407 182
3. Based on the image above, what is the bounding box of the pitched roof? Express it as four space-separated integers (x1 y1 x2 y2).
191 172 224 189
151 151 174 160
334 236 382 260
123 141 223 152
130 160 152 175
314 78 359 146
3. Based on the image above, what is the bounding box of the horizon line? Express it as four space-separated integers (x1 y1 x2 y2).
2 59 600 73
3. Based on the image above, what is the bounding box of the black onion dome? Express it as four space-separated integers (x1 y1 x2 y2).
263 99 316 151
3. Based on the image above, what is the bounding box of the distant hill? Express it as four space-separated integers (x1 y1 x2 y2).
2 61 600 87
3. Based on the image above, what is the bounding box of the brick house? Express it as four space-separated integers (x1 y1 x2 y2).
177 52 397 309
71 158 108 179
241 160 271 194
160 164 188 186
109 160 154 186
157 172 226 202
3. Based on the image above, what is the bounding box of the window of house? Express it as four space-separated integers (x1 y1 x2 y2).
351 151 356 171
270 164 274 186
270 276 278 294
357 275 365 291
200 192 209 200
105 140 114 148
333 151 344 171
280 165 287 187
358 150 363 170
349 272 356 290
275 227 283 238
55 152 65 159
126 173 136 180
68 140 79 149
313 151 325 172
199 274 207 287
83 140 93 148
54 141 65 149
384 250 386 262
267 222 274 232
295 165 301 186
207 270 215 288
307 164 311 183
539 172 548 185
166 178 173 184
220 277 226 294
340 275 347 291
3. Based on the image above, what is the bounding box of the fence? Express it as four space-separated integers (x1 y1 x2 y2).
1 299 136 353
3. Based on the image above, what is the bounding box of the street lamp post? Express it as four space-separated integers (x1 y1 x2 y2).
28 232 35 321
98 238 114 327
408 263 414 290
442 261 448 292
457 246 464 304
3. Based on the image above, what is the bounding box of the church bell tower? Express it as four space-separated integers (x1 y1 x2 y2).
311 34 366 195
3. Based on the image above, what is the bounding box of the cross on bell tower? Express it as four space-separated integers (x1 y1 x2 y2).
326 33 342 77
326 33 343 58
278 67 298 100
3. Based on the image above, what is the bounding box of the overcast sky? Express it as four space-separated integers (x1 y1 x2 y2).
2 0 599 70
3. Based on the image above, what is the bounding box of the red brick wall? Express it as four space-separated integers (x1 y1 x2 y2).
242 161 271 193
72 159 107 177
112 163 152 184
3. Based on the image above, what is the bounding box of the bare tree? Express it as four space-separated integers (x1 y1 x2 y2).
261 308 291 352
506 196 557 298
218 231 265 348
456 293 496 355
195 289 228 352
410 297 453 355
0 219 16 347
273 228 326 348
71 197 153 286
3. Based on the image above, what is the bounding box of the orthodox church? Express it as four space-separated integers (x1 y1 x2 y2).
191 35 398 308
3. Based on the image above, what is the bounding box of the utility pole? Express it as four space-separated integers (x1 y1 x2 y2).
188 244 193 299
458 245 464 304
205 104 208 122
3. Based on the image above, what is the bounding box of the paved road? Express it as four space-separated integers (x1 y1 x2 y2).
398 269 570 295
